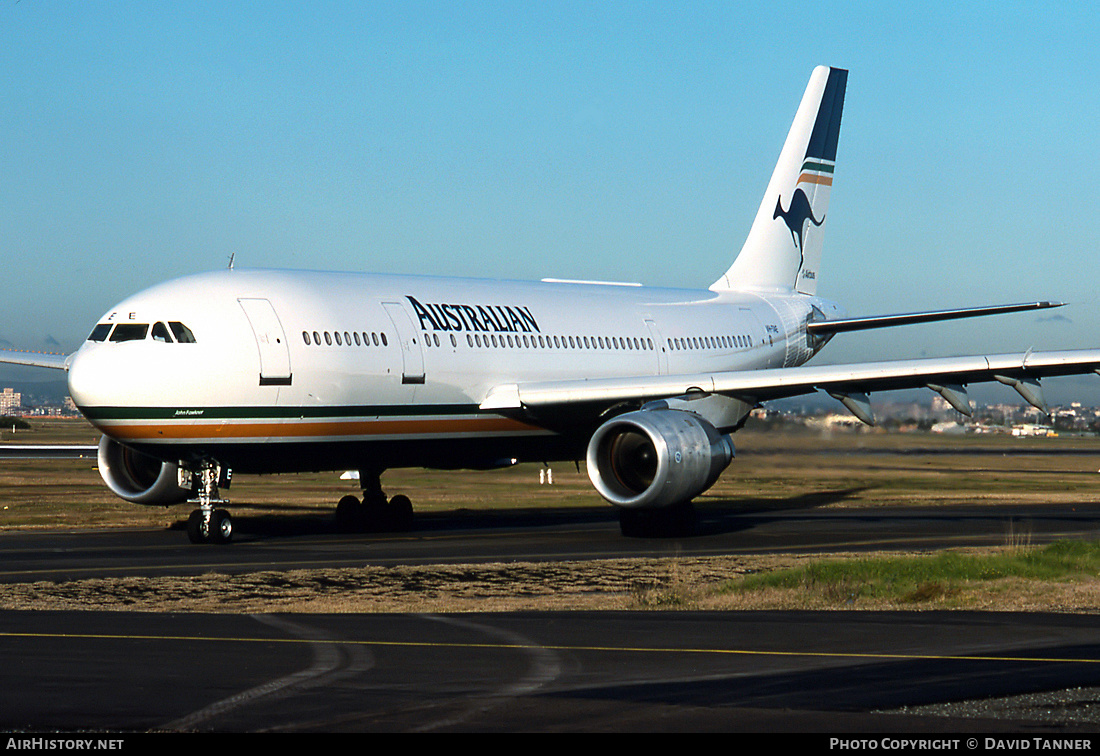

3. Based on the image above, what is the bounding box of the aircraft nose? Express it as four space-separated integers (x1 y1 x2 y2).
66 346 113 411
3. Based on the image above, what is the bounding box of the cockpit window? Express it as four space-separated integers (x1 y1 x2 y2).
109 324 149 342
168 322 196 343
87 323 113 342
151 322 174 343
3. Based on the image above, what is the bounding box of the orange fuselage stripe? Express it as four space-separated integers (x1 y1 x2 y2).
99 417 542 440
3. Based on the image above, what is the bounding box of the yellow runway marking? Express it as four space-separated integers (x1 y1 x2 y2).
2 630 1099 666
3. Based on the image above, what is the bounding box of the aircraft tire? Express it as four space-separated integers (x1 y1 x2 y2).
210 509 233 544
387 494 414 531
186 509 208 544
335 495 365 532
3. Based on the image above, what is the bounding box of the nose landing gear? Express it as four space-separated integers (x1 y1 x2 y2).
187 507 233 544
184 461 233 544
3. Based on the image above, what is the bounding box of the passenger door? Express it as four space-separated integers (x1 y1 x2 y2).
238 298 292 386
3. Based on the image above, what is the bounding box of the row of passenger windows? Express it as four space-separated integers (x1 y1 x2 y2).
302 330 389 348
427 332 756 352
87 322 197 344
451 332 656 351
669 334 754 351
300 328 758 354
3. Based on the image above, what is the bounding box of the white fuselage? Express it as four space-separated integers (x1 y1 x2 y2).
66 269 842 473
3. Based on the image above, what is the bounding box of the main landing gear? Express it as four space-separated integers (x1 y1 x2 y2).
185 461 234 544
335 468 415 533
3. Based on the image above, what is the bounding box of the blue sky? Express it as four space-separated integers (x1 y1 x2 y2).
2 2 1098 402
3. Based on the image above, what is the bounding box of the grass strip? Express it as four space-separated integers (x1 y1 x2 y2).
724 541 1100 605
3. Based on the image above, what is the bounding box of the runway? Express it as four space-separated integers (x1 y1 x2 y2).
1 500 1099 583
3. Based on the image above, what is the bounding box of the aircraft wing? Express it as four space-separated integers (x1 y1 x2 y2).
481 348 1100 423
0 349 70 371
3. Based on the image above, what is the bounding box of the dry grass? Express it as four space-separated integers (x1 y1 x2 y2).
4 550 1100 615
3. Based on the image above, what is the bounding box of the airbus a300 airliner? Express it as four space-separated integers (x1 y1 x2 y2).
4 66 1099 542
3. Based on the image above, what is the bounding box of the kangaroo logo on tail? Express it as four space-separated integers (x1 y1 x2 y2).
711 67 846 294
773 188 825 255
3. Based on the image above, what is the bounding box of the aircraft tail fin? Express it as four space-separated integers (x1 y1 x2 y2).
711 66 847 295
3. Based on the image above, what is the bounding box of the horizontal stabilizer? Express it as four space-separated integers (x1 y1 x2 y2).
807 302 1064 336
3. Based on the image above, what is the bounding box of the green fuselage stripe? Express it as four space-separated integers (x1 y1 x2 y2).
80 404 483 421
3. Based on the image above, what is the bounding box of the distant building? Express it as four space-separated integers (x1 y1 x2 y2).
1011 423 1056 437
0 388 21 415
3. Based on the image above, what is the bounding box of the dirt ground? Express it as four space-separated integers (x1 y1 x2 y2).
4 552 1100 614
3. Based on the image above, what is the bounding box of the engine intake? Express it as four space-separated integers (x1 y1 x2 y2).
97 436 191 505
586 409 734 509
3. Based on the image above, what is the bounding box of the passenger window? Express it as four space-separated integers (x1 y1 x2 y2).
168 322 197 343
87 324 113 342
110 324 149 342
151 322 174 343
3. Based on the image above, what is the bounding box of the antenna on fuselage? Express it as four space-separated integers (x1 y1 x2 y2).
227 252 235 270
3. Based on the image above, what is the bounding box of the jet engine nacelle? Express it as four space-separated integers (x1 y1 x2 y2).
586 409 734 509
97 436 191 506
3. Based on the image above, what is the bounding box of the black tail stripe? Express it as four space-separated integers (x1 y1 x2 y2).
805 67 847 162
